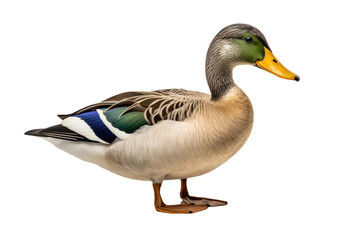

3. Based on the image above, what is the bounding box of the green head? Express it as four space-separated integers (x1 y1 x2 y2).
206 24 299 81
232 33 266 63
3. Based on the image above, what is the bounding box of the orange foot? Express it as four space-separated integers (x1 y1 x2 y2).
180 179 227 207
155 203 208 214
181 196 227 207
153 182 208 214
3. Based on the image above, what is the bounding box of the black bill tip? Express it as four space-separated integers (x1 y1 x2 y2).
294 75 300 82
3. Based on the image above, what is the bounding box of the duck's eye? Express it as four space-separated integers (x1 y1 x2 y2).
245 37 253 43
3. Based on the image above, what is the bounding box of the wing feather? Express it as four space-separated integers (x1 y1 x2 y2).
56 89 209 143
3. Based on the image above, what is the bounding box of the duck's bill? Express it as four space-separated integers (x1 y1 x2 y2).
256 48 300 81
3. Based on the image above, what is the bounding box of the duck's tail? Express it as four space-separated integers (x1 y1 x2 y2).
25 125 108 169
24 129 44 137
25 125 94 142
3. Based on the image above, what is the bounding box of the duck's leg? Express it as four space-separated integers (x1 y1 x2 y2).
153 182 208 214
180 179 228 207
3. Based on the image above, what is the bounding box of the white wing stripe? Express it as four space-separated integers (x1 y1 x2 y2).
96 109 129 140
62 117 108 144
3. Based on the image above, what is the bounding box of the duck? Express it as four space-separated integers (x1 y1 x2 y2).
25 24 299 214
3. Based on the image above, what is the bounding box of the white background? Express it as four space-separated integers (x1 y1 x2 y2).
1 0 359 239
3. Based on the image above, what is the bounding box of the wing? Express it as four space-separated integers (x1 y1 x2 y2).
102 89 209 124
55 89 209 144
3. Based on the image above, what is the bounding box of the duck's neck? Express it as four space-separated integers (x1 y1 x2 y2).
205 42 236 100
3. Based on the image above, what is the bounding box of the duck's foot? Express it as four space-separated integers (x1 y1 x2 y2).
180 179 227 207
181 196 227 207
153 183 208 214
155 203 208 214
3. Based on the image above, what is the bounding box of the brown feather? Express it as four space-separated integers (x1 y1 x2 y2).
59 89 209 125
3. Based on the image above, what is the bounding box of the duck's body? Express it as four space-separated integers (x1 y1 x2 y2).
26 24 298 214
44 87 253 182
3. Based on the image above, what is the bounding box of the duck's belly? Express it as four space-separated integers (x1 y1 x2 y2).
105 119 252 183
105 149 231 182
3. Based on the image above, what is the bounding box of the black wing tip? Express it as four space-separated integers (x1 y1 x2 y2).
25 124 95 142
24 129 44 137
57 114 68 120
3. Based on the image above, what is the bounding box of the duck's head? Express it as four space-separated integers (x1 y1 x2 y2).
206 24 299 92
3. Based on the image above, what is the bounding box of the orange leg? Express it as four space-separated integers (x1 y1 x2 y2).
180 179 227 207
153 182 208 214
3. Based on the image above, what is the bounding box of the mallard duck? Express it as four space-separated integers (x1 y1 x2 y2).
25 24 299 214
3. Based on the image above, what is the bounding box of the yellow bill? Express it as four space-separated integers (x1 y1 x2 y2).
256 48 300 81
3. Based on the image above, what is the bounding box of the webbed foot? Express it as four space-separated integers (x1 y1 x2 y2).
181 196 227 207
155 202 208 214
180 179 227 207
153 183 208 214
